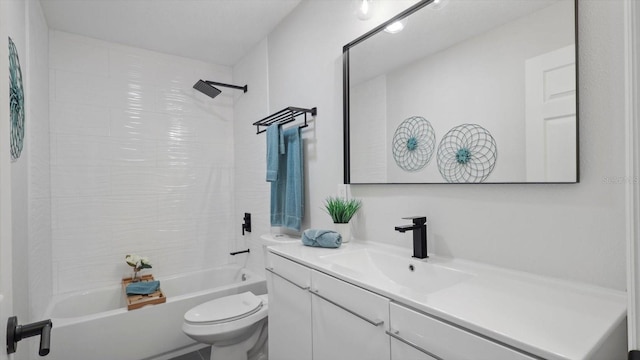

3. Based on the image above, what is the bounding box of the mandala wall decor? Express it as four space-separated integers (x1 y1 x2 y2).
437 124 497 183
9 37 25 161
392 116 436 172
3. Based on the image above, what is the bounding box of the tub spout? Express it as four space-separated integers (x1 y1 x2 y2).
6 316 53 356
230 249 250 256
39 321 52 356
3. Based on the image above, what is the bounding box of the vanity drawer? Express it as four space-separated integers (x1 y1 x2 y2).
311 270 390 360
266 252 311 289
389 302 537 360
310 270 389 328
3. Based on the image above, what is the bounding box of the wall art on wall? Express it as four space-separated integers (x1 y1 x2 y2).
9 37 25 162
437 123 497 183
391 116 436 172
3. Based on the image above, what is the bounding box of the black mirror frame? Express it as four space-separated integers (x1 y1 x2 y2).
342 0 579 185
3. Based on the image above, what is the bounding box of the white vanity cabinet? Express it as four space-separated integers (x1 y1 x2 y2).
266 251 390 360
265 252 312 360
310 270 390 360
267 243 627 360
266 250 536 360
267 253 535 360
389 302 537 360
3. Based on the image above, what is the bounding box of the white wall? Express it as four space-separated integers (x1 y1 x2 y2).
7 3 32 360
5 2 50 360
26 0 51 321
232 39 271 274
7 0 30 339
7 0 51 324
49 31 236 294
235 0 627 290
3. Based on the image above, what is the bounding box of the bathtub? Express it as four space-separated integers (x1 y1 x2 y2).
43 265 267 360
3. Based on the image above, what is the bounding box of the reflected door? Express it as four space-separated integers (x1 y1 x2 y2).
525 44 577 182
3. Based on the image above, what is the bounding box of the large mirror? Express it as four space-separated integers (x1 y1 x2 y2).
343 0 578 184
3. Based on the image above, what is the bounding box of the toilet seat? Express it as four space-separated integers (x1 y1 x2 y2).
182 293 269 348
184 292 263 325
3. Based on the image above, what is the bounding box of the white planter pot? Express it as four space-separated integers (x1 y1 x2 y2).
334 223 351 243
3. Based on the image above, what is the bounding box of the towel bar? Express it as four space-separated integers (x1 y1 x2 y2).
253 106 317 134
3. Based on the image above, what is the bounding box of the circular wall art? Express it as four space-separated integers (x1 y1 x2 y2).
9 37 25 162
437 124 497 183
392 116 436 172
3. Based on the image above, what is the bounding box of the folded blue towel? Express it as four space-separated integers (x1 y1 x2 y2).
126 280 160 295
302 229 342 248
271 126 304 231
266 124 284 182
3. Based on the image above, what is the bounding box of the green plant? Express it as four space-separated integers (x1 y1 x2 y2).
125 254 152 281
323 197 362 224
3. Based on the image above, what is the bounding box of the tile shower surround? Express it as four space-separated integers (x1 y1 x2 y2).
49 31 236 294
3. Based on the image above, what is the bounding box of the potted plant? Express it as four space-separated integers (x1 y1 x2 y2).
323 196 362 243
125 254 152 282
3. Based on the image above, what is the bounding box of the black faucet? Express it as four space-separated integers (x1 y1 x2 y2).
394 216 428 259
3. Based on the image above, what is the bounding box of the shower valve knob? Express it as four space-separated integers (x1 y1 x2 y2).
242 213 252 235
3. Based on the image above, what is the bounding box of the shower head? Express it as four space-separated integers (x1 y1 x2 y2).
193 80 222 99
193 79 248 99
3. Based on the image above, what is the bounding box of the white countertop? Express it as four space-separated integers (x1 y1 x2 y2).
267 240 627 360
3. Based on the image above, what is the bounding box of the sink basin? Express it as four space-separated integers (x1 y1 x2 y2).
319 248 473 294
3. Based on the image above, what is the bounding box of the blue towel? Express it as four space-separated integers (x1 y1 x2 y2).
266 124 284 182
270 126 304 231
302 229 342 248
126 280 160 295
284 126 304 230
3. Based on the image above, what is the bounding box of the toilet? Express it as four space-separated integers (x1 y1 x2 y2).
182 234 299 360
182 292 269 360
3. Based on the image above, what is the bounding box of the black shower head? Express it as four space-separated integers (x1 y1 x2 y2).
193 80 222 99
193 79 248 99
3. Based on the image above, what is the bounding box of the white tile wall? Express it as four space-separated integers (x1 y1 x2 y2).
49 31 235 294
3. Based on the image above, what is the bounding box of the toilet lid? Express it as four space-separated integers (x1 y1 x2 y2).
184 292 263 324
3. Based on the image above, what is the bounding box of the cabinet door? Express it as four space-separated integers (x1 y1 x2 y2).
390 338 438 360
266 253 312 360
311 270 390 360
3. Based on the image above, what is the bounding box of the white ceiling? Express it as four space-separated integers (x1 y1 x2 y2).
39 0 302 67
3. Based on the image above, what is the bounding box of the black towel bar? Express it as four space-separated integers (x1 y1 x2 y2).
253 106 317 134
